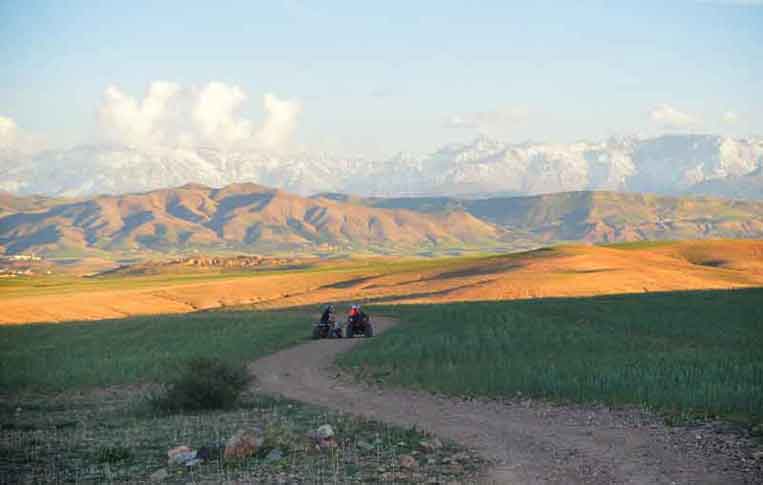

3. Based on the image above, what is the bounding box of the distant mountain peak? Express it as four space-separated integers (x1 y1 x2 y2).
1 134 762 200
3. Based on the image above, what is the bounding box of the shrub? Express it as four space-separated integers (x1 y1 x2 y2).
152 357 250 413
95 446 132 463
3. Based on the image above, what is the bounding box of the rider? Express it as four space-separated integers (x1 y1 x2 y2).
320 304 335 325
348 304 366 325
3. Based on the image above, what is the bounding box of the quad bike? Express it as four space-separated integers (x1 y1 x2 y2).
312 315 343 339
345 314 374 338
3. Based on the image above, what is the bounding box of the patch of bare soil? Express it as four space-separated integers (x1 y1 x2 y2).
253 317 763 484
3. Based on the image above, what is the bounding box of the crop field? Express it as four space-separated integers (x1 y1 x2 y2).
340 288 763 424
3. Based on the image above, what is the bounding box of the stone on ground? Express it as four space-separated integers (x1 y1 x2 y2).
224 429 263 460
399 454 419 470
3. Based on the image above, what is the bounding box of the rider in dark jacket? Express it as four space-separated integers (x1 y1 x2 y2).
320 304 335 324
348 304 367 325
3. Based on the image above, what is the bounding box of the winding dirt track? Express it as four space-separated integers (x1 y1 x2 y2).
254 317 755 484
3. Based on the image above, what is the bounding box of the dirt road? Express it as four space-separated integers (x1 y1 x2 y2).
254 317 759 484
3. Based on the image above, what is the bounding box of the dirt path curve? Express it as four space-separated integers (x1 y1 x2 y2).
253 317 754 484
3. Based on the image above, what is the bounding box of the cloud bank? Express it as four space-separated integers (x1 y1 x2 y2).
0 116 18 149
0 115 47 154
650 104 699 129
98 81 301 151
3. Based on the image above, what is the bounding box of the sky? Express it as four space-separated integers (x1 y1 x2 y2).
0 0 761 158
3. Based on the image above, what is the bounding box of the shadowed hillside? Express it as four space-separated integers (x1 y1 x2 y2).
3 184 763 258
0 183 506 256
352 191 763 244
687 167 763 201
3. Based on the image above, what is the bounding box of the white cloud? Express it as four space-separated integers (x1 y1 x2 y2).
0 115 18 149
650 104 699 129
0 115 47 154
97 81 301 151
446 107 529 130
98 81 181 148
256 93 302 149
722 111 738 123
192 82 254 147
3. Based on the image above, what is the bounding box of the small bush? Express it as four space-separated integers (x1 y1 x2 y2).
95 446 132 463
152 357 250 413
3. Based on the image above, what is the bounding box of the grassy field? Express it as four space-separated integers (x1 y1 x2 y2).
0 309 482 484
1 385 481 483
340 288 763 424
0 310 313 391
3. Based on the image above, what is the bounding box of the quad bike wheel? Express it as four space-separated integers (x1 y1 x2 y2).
364 320 375 337
312 326 321 340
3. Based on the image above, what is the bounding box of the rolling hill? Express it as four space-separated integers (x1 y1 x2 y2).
687 166 763 201
330 190 763 244
2 240 762 325
2 183 763 258
0 183 506 257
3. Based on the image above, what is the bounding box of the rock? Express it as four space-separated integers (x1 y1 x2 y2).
753 450 763 460
266 449 284 462
451 451 470 462
167 445 198 466
316 424 334 439
318 437 337 449
149 468 169 482
398 454 419 470
419 437 444 452
356 440 374 451
167 445 192 462
224 429 262 460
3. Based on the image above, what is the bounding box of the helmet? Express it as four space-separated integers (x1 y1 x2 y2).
351 304 359 310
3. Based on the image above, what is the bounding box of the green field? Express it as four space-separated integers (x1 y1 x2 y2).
0 310 311 391
341 288 763 424
1 384 479 484
0 309 481 484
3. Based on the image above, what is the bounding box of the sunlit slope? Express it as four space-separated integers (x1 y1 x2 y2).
2 240 762 325
4 185 763 258
0 183 506 256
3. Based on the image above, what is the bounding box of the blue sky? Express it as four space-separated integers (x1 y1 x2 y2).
1 0 761 157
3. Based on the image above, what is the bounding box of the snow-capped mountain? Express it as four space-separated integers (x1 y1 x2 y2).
1 134 762 199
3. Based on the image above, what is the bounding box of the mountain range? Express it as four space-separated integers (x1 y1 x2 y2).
1 134 762 200
2 183 763 258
